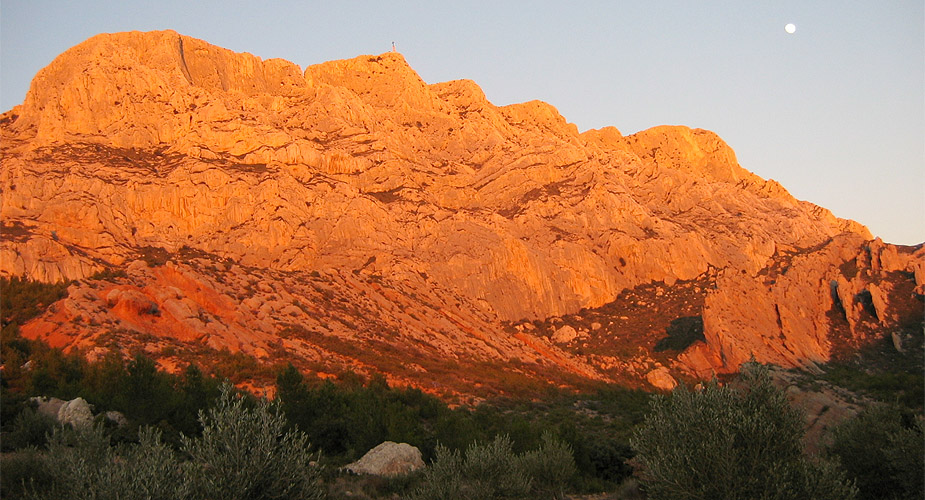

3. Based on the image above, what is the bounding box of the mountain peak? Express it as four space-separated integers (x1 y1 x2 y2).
11 30 307 148
305 51 434 110
1 31 911 395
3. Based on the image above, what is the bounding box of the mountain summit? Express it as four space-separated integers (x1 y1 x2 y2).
2 31 921 396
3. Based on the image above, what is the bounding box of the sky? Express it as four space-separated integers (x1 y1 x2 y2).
2 1 923 245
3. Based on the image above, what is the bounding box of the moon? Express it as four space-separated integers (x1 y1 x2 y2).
785 23 796 34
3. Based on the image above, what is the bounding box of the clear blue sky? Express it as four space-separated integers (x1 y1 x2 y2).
2 1 922 244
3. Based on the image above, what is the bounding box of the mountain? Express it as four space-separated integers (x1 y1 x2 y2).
2 30 921 397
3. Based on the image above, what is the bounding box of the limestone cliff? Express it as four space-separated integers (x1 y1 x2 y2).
2 31 920 393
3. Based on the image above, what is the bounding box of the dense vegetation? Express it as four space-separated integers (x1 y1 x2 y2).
13 386 326 500
2 276 923 499
828 405 924 500
631 365 857 500
275 362 647 489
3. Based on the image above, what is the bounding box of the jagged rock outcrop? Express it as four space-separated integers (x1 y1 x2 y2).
2 30 920 393
681 235 925 376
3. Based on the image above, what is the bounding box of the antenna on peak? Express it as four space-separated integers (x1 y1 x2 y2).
392 41 397 53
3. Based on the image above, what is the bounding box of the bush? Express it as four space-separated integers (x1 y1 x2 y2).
3 406 58 451
408 433 577 500
0 448 52 499
276 366 451 462
409 435 530 500
822 362 924 410
519 431 578 499
181 384 326 500
24 424 188 500
828 405 924 500
630 364 857 500
15 386 326 500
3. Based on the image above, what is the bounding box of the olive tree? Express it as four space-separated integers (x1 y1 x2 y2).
630 364 856 500
181 384 326 500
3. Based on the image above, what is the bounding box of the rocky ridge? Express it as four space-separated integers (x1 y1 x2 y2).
2 30 921 394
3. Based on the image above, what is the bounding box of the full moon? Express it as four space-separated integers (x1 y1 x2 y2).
785 23 796 34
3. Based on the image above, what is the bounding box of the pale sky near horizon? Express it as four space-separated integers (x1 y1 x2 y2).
2 1 923 245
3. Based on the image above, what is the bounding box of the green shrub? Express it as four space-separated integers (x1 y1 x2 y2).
4 406 58 450
0 448 52 499
828 405 924 500
17 386 325 500
408 433 578 500
181 384 326 500
518 431 577 499
0 276 70 331
630 364 857 500
460 435 532 498
24 424 188 500
409 435 530 500
822 362 924 410
407 444 468 500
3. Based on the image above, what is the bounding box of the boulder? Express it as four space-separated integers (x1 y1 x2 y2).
57 397 94 428
551 325 579 344
645 367 678 391
30 396 66 420
345 441 424 477
104 410 129 427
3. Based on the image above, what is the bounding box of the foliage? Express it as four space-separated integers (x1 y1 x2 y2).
0 276 70 332
518 431 578 499
3 406 58 451
19 386 325 500
654 315 704 352
828 405 924 500
408 435 531 500
87 267 128 281
0 448 52 499
630 364 857 500
24 424 189 500
406 432 577 500
821 362 924 410
138 245 171 267
207 348 274 384
0 324 223 448
277 367 447 462
181 384 326 500
276 364 646 492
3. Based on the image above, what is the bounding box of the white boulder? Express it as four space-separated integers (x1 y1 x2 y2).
345 441 425 477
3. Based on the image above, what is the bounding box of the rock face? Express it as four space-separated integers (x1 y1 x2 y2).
345 442 425 477
682 235 925 377
1 30 921 394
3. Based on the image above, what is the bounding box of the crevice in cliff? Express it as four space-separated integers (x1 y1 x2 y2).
177 36 193 85
829 279 845 315
774 304 784 338
855 290 879 322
